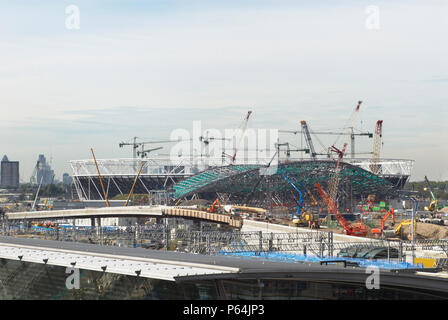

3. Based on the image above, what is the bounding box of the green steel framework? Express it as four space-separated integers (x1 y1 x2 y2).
174 160 409 208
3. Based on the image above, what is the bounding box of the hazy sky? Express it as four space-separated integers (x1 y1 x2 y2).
1 0 447 182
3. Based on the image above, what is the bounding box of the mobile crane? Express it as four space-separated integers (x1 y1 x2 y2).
315 182 368 237
278 170 319 228
421 176 443 225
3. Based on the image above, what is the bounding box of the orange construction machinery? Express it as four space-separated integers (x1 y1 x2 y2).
315 183 368 237
315 101 368 237
371 207 395 237
207 198 222 213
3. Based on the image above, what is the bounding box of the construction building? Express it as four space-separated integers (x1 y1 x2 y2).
0 155 19 189
69 107 413 213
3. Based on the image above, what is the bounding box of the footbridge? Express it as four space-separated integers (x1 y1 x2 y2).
5 206 243 228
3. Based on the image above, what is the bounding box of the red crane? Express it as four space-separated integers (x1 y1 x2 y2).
328 101 362 202
222 111 252 164
315 182 368 237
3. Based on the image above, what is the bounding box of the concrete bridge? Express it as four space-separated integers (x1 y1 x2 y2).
5 206 243 228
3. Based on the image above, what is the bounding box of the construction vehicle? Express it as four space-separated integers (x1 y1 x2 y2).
419 176 444 225
371 207 396 238
315 182 368 237
279 169 319 228
314 102 367 236
207 198 222 213
291 210 319 228
394 219 417 240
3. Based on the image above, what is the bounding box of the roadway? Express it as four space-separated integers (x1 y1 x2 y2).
241 219 376 243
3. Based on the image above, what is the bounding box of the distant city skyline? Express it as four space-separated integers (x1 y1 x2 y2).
1 1 447 182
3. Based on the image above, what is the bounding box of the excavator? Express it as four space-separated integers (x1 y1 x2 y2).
371 207 396 238
291 210 319 228
370 207 417 240
394 219 417 240
207 198 222 213
419 176 444 225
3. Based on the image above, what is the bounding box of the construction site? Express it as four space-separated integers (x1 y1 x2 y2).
1 101 448 300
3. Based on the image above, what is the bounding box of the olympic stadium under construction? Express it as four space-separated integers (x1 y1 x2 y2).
4 107 442 301
69 156 414 212
69 106 416 215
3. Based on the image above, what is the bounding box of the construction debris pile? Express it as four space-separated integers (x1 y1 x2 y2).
401 223 448 240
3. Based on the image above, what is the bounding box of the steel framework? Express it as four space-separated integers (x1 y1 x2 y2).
69 156 414 208
173 159 414 211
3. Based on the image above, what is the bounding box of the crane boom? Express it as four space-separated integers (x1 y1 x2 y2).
315 182 367 237
300 120 317 160
424 176 437 201
327 101 362 203
370 120 383 174
137 146 163 158
279 170 304 216
424 176 438 218
30 161 40 185
120 137 191 158
233 111 252 163
222 110 252 164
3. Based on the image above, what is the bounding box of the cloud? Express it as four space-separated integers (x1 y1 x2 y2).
1 1 447 181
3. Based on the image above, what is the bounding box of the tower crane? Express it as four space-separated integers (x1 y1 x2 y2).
275 142 309 162
119 137 192 159
199 131 231 145
199 131 231 157
119 136 140 159
279 122 372 159
222 111 252 164
137 146 163 158
369 120 383 174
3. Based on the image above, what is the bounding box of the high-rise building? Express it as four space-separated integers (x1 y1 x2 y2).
0 155 19 188
36 154 54 186
62 173 73 185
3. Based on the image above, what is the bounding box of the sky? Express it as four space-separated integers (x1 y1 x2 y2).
0 0 447 182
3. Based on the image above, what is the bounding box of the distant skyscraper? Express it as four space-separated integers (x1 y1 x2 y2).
62 173 73 185
36 154 54 186
0 155 19 188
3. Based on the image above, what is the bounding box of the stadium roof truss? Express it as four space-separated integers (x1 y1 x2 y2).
174 159 414 201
